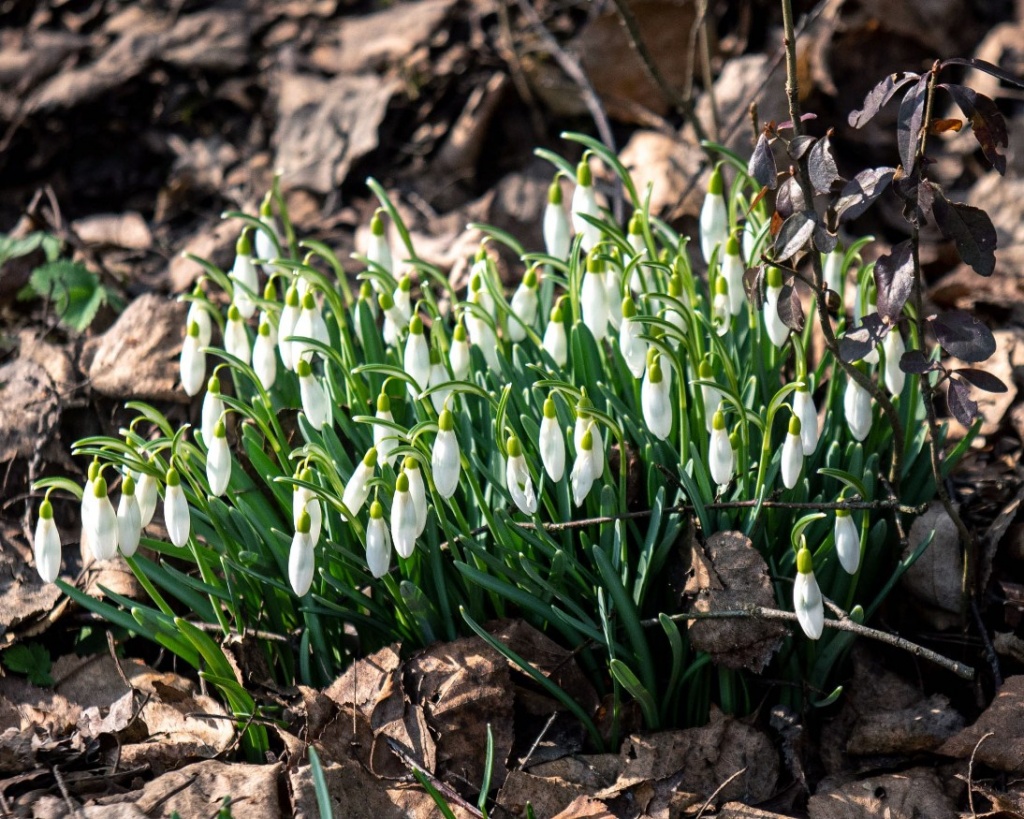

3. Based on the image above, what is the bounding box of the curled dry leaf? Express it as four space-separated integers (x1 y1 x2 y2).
807 768 957 819
832 167 896 225
896 74 929 174
872 239 914 323
774 210 817 262
901 503 963 626
748 133 777 190
848 72 920 129
940 83 1009 174
938 676 1024 773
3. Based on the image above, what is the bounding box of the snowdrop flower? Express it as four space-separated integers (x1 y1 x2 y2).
835 508 861 575
467 294 500 371
619 297 646 378
367 211 394 282
164 468 190 547
505 435 537 515
379 291 406 348
116 475 142 558
449 323 470 381
404 314 431 397
709 410 734 487
574 394 603 480
80 460 99 559
34 497 61 583
180 321 206 397
823 245 845 299
722 234 745 316
366 500 392 579
699 166 727 264
539 397 565 482
87 475 118 561
294 291 330 364
343 448 377 516
293 467 323 546
206 419 231 496
255 195 282 268
427 350 451 413
186 285 213 347
883 329 906 395
467 249 496 318
278 282 301 370
224 305 250 366
793 386 819 456
229 231 259 320
288 509 316 597
844 370 873 442
542 301 568 367
793 546 824 640
581 254 609 342
627 211 646 260
374 393 400 467
781 415 803 490
253 318 278 390
392 471 419 558
699 358 722 433
543 177 571 260
712 276 730 336
570 426 597 507
642 355 672 440
201 376 224 445
571 160 602 253
432 409 461 498
297 359 330 431
508 269 539 343
137 459 158 528
393 275 413 324
605 259 623 331
648 345 671 392
403 456 428 537
763 267 789 348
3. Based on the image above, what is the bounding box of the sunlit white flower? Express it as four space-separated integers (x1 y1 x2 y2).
180 321 206 397
823 245 845 299
570 426 597 507
642 355 672 440
297 359 330 431
763 268 789 348
722 234 746 316
293 467 323 546
505 435 537 515
466 294 500 371
137 461 158 528
627 211 646 260
467 251 496 318
449 323 471 381
294 291 330 364
781 415 803 490
574 396 604 480
619 297 646 378
403 456 428 537
392 471 419 558
542 301 568 367
844 371 873 442
539 397 565 482
206 419 231 496
80 462 98 560
224 305 251 366
427 350 451 413
794 546 824 640
508 269 539 343
571 160 601 253
342 448 378 516
835 508 861 575
709 411 734 487
288 509 315 596
393 275 413 323
186 287 213 348
117 475 142 557
883 329 906 395
164 468 190 547
366 500 392 579
229 231 259 320
665 271 688 338
712 276 730 337
374 393 400 468
87 476 118 561
581 255 609 342
432 410 461 499
354 281 378 347
255 197 281 268
253 319 278 390
793 386 819 456
404 314 431 397
279 282 301 371
699 358 722 433
34 498 61 583
379 291 406 348
367 211 394 282
699 166 727 264
201 376 224 445
605 263 623 330
544 178 571 260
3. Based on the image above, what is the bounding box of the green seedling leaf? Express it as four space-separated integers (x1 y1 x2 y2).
3 643 53 686
27 260 111 332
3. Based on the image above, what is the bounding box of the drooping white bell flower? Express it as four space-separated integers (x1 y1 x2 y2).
229 231 259 320
823 245 845 300
87 475 118 561
342 448 378 516
379 291 406 348
709 410 734 488
255 194 282 268
642 355 672 440
117 475 142 558
543 178 571 261
206 419 231 496
571 159 602 253
467 249 496 318
393 275 413 323
164 468 190 548
763 267 789 348
427 350 452 413
505 435 538 515
288 509 316 596
699 166 728 264
367 211 394 283
781 415 803 490
570 426 597 507
374 393 400 468
224 305 251 366
794 546 824 640
293 467 323 546
278 282 301 371
391 471 419 558
467 294 500 372
34 497 61 583
297 359 330 431
354 281 378 347
627 211 646 260
253 318 278 390
180 321 206 397
432 410 461 499
605 261 623 331
539 397 565 482
883 329 906 395
665 271 688 338
712 276 730 337
574 395 604 480
200 376 224 445
722 234 746 316
136 459 158 528
404 314 431 397
186 285 213 348
294 291 330 364
508 269 540 343
542 301 568 367
366 500 392 579
793 386 820 456
581 254 609 342
844 370 873 442
449 323 471 381
619 297 647 379
699 358 722 433
402 456 428 537
835 508 861 575
80 460 99 561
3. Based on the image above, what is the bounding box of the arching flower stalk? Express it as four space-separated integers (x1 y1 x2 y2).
574 394 604 480
781 415 803 490
297 359 330 431
467 294 500 372
288 509 315 597
664 271 688 338
294 290 330 364
794 545 824 640
392 471 419 558
709 410 734 488
543 177 571 260
379 291 406 348
641 355 672 440
432 409 461 499
229 231 259 320
699 166 727 264
206 419 231 497
404 314 431 397
508 268 539 343
180 321 206 397
393 274 413 323
136 457 158 528
366 500 392 579
505 435 537 515
117 474 142 558
571 159 601 253
34 497 61 583
255 194 282 268
539 397 565 482
835 508 861 575
224 305 250 366
164 468 190 548
342 448 377 516
542 301 568 367
186 285 213 348
619 297 646 378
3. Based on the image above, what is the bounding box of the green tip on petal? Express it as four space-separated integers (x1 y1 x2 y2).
543 398 557 419
404 455 419 471
370 212 385 236
699 358 714 378
470 273 483 293
622 296 636 318
506 436 522 457
187 321 201 338
377 393 391 412
767 266 783 288
166 468 181 487
378 292 394 310
581 428 594 450
263 280 277 300
214 420 227 438
236 231 252 255
453 323 467 342
788 415 802 435
523 269 538 289
260 192 273 216
286 285 300 307
258 321 272 337
93 476 107 497
40 498 54 519
370 500 384 519
299 467 313 482
668 273 683 297
396 472 410 493
296 509 311 534
715 276 728 295
712 410 726 431
359 281 373 299
551 304 564 322
364 447 379 467
548 179 562 205
796 547 813 575
89 459 101 481
649 360 664 383
228 304 242 322
297 358 312 377
576 160 592 187
729 430 741 449
301 292 316 310
399 275 412 293
429 348 440 365
725 233 740 256
628 211 643 235
439 409 455 431
836 507 851 518
708 165 724 195
409 315 424 334
586 253 603 274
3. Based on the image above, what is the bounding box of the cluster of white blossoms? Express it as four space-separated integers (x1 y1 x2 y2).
35 155 906 644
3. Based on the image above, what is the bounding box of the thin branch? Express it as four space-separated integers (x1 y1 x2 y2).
386 737 486 819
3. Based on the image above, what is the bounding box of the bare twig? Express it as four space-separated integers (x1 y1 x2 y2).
386 737 486 819
695 767 747 819
967 731 995 818
516 711 558 771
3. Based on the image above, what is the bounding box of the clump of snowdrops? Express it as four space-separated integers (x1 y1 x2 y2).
33 134 958 752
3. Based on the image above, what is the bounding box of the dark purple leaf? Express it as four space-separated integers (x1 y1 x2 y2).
832 167 896 224
812 222 838 254
946 377 979 428
940 84 1008 175
893 175 934 227
931 310 996 363
778 283 805 332
748 133 778 190
940 57 1024 88
849 72 920 129
932 194 997 277
744 265 765 309
787 135 816 161
825 288 843 314
774 211 817 262
873 240 915 323
776 113 818 131
839 313 888 363
897 75 929 174
899 349 939 375
808 133 840 195
776 176 806 220
956 368 1007 393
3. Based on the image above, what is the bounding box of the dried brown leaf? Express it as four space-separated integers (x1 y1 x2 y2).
938 676 1024 772
807 769 957 819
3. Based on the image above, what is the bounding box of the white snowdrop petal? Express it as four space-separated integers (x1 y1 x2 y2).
539 415 565 483
165 484 191 547
206 435 232 497
33 516 61 584
835 513 861 575
781 432 803 490
794 571 824 640
431 430 461 499
117 494 142 558
288 531 316 596
366 518 392 579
